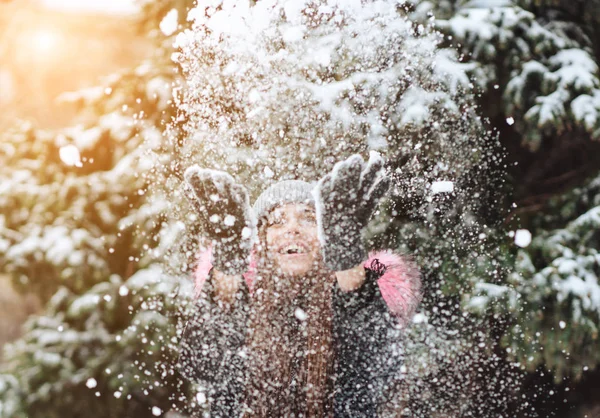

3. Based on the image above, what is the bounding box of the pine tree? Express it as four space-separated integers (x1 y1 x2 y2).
0 2 198 417
424 0 600 413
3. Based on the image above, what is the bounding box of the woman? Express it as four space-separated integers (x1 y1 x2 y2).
179 154 422 417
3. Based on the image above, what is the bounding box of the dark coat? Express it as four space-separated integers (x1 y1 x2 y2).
179 252 421 417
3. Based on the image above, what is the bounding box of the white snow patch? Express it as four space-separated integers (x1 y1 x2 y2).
294 307 308 321
59 145 82 167
68 294 100 317
466 296 488 310
412 312 428 324
514 229 532 248
475 282 510 297
431 181 454 194
146 77 172 109
248 89 261 103
263 166 274 178
282 25 305 43
554 272 600 314
241 226 252 239
160 9 179 36
224 215 236 226
119 285 129 296
73 126 102 151
433 49 474 94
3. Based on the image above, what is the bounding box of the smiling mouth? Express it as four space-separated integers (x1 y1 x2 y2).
279 243 309 255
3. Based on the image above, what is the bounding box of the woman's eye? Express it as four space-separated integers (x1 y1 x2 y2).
301 215 317 225
268 216 284 226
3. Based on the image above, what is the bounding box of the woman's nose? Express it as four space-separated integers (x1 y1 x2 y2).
283 220 301 236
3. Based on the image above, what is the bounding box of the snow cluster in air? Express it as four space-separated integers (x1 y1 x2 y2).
1 0 598 416
294 307 308 321
195 391 207 404
431 180 454 194
160 0 522 413
160 9 179 37
59 144 82 167
119 285 129 296
514 229 532 247
223 215 236 226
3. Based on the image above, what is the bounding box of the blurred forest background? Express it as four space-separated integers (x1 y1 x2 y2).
1 0 600 417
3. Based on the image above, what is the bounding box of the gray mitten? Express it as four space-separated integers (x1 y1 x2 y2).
314 152 390 271
184 166 254 275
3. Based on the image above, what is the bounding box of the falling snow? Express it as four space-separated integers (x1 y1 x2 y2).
2 0 598 417
85 378 97 389
514 229 532 248
159 9 179 37
431 180 455 194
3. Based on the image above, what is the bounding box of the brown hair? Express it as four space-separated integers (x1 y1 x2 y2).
243 221 336 417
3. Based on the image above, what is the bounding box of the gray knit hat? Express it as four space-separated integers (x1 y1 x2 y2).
252 180 315 223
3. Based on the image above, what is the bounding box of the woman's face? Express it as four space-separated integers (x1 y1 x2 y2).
265 203 321 277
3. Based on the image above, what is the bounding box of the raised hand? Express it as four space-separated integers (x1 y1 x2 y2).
314 152 390 271
184 166 254 275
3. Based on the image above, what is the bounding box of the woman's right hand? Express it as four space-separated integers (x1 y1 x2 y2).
184 166 254 275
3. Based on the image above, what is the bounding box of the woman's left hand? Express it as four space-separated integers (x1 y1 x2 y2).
314 152 390 272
